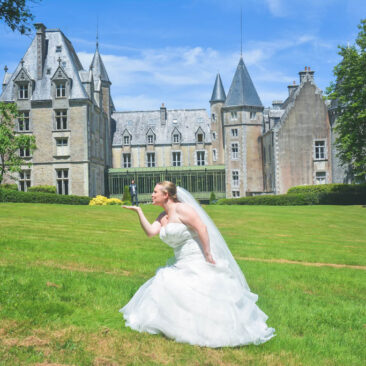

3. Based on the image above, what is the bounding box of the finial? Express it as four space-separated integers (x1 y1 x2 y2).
96 16 99 49
4 65 8 73
57 57 62 66
240 6 243 57
20 59 24 68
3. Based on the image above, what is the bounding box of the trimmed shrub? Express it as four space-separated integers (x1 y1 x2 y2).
288 183 366 194
89 195 123 206
122 185 132 202
209 192 217 205
0 188 90 205
0 183 18 191
217 193 319 206
318 192 366 205
28 185 57 194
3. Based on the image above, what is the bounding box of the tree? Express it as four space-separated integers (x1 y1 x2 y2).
326 19 366 181
0 0 41 34
0 102 36 184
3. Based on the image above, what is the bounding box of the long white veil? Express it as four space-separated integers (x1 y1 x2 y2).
177 186 250 291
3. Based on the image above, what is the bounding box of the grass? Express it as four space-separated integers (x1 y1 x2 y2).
0 203 365 365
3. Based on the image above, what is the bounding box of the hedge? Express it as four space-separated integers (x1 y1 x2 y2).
0 183 18 191
288 183 366 194
217 191 366 206
27 185 57 194
0 188 90 205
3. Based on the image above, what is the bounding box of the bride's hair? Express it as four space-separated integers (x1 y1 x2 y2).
157 181 179 202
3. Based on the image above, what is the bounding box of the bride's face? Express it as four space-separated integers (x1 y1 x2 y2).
152 184 168 206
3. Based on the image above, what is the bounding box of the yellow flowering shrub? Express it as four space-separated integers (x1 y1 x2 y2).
89 195 124 206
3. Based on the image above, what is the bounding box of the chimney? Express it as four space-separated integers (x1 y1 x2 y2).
288 80 298 96
299 66 315 84
271 100 283 110
34 23 46 80
160 103 167 125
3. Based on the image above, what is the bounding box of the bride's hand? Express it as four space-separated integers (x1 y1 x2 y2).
205 253 216 265
122 205 141 212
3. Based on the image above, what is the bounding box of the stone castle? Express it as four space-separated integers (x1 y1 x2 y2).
1 24 347 201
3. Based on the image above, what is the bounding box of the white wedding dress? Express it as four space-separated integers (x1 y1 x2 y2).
120 222 275 348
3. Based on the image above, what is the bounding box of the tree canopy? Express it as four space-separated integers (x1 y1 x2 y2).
0 102 36 185
0 0 40 34
327 19 366 181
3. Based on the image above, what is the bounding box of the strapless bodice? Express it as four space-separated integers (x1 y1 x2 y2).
159 223 204 261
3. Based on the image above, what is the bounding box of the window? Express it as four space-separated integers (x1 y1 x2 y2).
212 132 216 140
56 169 69 195
213 149 217 161
314 140 325 160
197 151 205 166
56 138 69 156
232 171 239 187
250 111 256 120
231 143 238 159
315 172 326 185
172 152 181 167
18 84 28 99
18 111 30 131
147 135 154 144
231 111 237 120
197 133 204 143
231 128 238 137
56 138 68 146
173 134 180 143
55 110 67 130
123 153 131 168
147 152 155 167
123 135 130 145
212 113 216 122
56 45 62 52
19 147 31 158
19 170 31 191
56 83 66 98
232 191 240 198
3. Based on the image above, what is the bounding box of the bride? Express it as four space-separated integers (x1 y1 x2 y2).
121 181 275 348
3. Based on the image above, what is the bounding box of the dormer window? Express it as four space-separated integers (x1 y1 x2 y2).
147 135 154 144
56 83 66 98
18 84 29 99
124 135 130 145
197 133 203 143
173 134 180 143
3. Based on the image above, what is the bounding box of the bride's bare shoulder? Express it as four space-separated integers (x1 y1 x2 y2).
175 202 194 214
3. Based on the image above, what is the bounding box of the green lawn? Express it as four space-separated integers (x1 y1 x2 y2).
0 203 365 365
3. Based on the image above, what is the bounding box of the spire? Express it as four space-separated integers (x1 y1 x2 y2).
210 73 226 103
225 57 262 107
90 44 110 84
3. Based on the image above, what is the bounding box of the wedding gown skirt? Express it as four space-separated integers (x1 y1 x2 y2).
120 223 275 348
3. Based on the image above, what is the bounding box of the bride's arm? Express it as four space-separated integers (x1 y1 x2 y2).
123 206 163 237
176 204 215 264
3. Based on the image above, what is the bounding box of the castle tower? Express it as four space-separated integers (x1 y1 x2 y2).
209 73 226 164
222 57 264 197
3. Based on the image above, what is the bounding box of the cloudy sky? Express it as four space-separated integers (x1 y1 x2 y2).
1 0 365 111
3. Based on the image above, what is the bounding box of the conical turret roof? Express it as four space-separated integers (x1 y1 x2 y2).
90 44 110 85
225 57 262 107
210 73 226 103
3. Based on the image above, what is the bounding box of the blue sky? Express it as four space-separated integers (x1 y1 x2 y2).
1 0 365 111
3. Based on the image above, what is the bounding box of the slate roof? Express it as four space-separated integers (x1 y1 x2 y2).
225 57 262 108
112 109 211 146
1 28 90 101
210 73 226 103
90 44 111 89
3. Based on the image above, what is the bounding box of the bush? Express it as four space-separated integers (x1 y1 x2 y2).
317 192 366 205
122 185 132 202
0 183 18 191
28 185 57 194
209 192 217 204
288 183 366 194
217 193 319 206
89 195 123 206
0 188 90 205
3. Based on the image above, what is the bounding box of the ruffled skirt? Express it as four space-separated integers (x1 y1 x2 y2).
120 257 275 348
